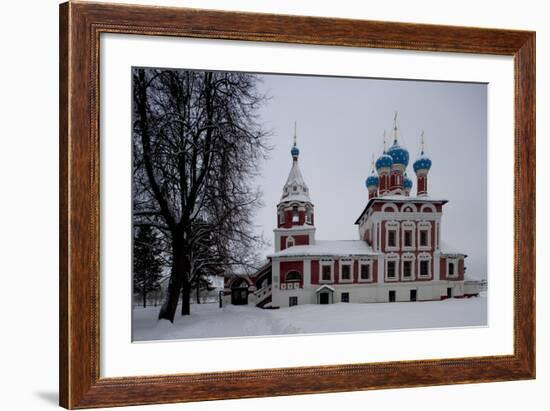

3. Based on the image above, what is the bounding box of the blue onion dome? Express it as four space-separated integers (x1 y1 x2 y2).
366 171 379 189
291 145 300 157
375 153 393 171
404 173 413 190
413 153 432 173
387 141 410 168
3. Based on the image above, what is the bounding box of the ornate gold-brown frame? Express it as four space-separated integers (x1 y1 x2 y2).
59 1 535 408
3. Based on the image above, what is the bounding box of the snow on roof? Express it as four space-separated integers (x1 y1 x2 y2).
268 240 377 258
354 195 449 224
440 240 467 257
279 160 312 203
274 226 316 233
374 195 448 203
316 284 335 293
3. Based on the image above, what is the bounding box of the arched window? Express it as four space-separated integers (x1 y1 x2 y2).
286 236 295 248
286 271 301 282
292 206 299 223
231 278 249 289
279 209 285 225
305 206 312 224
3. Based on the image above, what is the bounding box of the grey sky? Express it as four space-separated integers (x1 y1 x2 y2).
252 73 487 279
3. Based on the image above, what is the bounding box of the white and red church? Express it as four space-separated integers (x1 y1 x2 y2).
225 116 478 308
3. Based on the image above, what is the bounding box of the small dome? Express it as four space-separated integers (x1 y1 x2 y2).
366 172 379 189
413 154 432 173
404 173 413 190
375 153 393 170
387 141 409 167
291 145 300 157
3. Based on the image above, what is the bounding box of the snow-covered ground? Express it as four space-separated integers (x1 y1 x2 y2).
132 295 487 341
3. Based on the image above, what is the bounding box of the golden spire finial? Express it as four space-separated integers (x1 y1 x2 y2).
383 130 387 152
371 153 375 170
393 111 399 142
293 121 297 147
420 130 425 154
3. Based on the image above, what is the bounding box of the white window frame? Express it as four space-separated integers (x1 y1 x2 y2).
279 209 285 225
305 206 312 224
447 258 459 278
339 258 353 283
420 203 437 213
340 292 350 303
286 236 295 248
358 259 373 283
401 221 416 251
319 259 334 283
417 252 432 279
385 253 399 282
401 253 416 281
381 203 399 213
385 221 400 252
291 206 299 223
400 203 418 213
417 222 432 251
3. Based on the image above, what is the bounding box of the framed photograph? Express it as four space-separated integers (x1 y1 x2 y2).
59 1 535 409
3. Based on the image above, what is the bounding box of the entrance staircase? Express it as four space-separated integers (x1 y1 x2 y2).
253 284 272 308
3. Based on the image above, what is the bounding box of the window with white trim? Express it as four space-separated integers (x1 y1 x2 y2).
286 236 295 248
402 221 416 251
418 222 432 250
418 254 432 278
279 209 285 225
342 264 351 280
305 206 312 224
286 271 301 283
385 221 400 251
447 259 458 278
320 260 333 283
339 259 353 282
403 261 412 278
388 231 397 247
360 263 371 281
420 230 428 247
292 206 299 223
420 261 429 276
401 253 415 280
387 261 396 278
404 231 412 247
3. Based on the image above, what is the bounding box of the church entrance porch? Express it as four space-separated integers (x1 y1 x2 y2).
315 285 335 304
230 278 250 305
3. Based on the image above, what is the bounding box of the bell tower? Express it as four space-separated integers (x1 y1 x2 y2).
274 122 316 252
413 131 432 197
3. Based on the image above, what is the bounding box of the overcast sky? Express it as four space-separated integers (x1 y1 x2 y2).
251 73 487 279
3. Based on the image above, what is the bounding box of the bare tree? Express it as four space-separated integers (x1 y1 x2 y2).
133 225 163 308
132 68 269 322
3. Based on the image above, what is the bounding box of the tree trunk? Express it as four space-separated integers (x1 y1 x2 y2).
158 232 190 322
196 284 201 304
181 284 191 315
143 289 147 308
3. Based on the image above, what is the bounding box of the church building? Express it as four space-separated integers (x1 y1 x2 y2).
225 115 476 308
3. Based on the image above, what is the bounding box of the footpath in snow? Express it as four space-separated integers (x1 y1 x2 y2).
133 295 487 342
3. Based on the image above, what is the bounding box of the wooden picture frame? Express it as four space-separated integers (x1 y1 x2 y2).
59 1 535 408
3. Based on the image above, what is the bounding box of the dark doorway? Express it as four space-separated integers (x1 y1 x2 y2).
447 287 453 298
319 292 330 304
410 289 417 301
389 290 396 302
289 296 298 307
231 287 248 305
231 278 250 305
